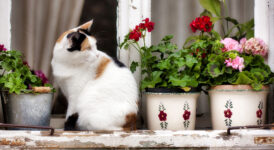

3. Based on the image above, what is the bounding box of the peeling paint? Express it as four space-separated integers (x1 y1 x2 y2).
139 141 172 147
0 130 273 148
254 137 274 144
0 138 25 146
35 140 107 149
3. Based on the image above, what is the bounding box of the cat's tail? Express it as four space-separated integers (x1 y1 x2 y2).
64 113 79 131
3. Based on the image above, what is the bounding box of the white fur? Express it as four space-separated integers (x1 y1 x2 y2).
51 25 138 130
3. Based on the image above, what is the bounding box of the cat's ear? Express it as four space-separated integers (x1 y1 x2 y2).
79 20 93 32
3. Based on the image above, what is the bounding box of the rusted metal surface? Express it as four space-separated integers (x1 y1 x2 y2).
0 130 273 149
227 124 274 135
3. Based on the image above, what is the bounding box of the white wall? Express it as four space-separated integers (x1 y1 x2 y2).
0 0 11 123
0 0 11 49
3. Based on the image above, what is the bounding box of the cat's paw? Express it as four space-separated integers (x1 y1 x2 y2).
64 113 79 131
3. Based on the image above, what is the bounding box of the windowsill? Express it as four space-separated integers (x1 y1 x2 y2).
0 115 273 148
0 129 273 149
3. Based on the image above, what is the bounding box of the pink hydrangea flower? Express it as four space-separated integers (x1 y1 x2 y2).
242 38 268 56
221 38 242 53
224 56 245 72
240 38 246 45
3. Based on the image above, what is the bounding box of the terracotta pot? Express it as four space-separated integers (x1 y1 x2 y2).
209 85 269 130
145 88 200 130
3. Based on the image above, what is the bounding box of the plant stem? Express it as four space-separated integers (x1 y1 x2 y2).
143 31 147 47
129 41 142 54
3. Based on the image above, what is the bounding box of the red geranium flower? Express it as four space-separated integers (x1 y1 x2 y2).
202 53 207 58
139 23 146 29
183 110 191 120
158 111 167 121
224 109 232 118
143 18 150 23
145 21 155 32
190 16 213 33
129 18 154 41
256 109 262 118
142 18 155 32
129 30 142 41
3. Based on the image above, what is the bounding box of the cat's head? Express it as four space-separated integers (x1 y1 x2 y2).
53 20 98 63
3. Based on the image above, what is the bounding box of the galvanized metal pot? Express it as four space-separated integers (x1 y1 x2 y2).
209 85 269 130
145 88 200 130
3 93 53 129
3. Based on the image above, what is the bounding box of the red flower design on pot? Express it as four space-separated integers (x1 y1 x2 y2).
158 110 167 121
256 109 262 118
224 109 232 118
183 110 191 120
257 101 263 125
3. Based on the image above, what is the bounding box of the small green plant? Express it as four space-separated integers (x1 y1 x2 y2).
120 18 203 91
0 45 54 94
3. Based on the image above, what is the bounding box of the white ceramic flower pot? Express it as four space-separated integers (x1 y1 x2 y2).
145 90 200 130
209 85 269 130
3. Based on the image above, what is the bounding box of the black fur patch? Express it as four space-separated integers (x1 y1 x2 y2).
67 32 86 52
64 113 79 131
113 58 126 67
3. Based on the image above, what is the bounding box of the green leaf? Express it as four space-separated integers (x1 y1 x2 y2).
225 17 239 25
185 55 198 68
174 57 186 67
233 71 253 85
207 63 224 77
199 0 221 17
157 59 171 70
183 35 199 48
169 75 198 88
200 9 213 17
130 61 139 73
210 30 221 40
169 75 187 87
246 30 254 39
251 82 263 91
162 35 173 41
119 34 130 49
141 71 163 90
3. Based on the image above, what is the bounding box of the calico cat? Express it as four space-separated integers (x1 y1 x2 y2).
51 20 138 131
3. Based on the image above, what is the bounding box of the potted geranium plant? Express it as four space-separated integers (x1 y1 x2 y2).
0 44 54 128
186 14 274 129
120 18 202 130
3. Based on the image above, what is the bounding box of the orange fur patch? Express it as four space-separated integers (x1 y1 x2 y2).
95 57 111 79
80 38 91 51
80 21 93 30
56 30 73 43
123 113 137 131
